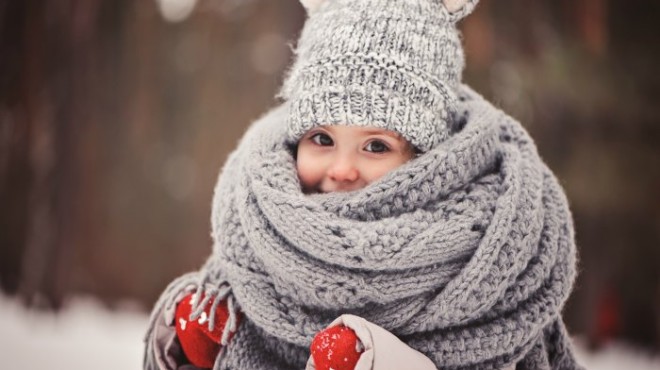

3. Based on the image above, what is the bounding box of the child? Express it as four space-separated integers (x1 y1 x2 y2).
144 0 583 369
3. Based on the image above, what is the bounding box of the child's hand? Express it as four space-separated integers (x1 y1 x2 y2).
174 293 240 369
310 325 364 370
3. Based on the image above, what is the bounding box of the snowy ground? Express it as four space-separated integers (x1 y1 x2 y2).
1 295 659 370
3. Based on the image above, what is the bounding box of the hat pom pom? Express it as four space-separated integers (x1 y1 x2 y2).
443 0 479 21
300 0 326 14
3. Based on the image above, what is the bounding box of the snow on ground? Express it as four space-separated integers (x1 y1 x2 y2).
0 295 147 370
1 294 659 370
573 338 660 370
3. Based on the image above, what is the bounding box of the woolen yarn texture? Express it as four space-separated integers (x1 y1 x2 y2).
144 86 582 370
281 0 480 152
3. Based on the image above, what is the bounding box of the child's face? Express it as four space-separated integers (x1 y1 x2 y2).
296 125 414 193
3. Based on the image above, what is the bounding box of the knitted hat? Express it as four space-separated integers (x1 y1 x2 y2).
280 0 479 152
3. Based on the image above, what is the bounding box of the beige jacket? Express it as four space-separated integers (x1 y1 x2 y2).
305 315 516 370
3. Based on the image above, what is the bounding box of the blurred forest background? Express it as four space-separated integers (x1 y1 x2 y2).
1 0 658 353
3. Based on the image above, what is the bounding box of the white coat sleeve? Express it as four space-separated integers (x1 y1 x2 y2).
305 314 517 370
305 314 437 370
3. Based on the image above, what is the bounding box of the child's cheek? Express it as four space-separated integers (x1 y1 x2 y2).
296 155 323 192
363 157 401 184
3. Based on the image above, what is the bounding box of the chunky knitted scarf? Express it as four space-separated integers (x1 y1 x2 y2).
144 86 582 370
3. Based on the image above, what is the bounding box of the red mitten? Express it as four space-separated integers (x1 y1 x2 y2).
175 293 240 369
310 325 364 370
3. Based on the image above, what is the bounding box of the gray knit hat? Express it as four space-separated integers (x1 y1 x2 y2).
280 0 479 152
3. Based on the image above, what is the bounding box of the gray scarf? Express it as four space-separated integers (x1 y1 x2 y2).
144 86 582 370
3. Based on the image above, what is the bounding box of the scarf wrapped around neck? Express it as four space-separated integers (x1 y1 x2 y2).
144 86 582 370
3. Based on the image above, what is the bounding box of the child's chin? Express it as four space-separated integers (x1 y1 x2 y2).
302 184 363 194
321 186 362 193
302 186 322 194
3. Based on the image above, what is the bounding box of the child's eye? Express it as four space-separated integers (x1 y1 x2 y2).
310 133 333 146
364 140 390 153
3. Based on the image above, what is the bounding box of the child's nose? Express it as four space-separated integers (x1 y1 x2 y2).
327 155 359 183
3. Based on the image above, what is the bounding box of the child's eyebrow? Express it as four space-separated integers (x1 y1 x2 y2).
360 129 403 140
